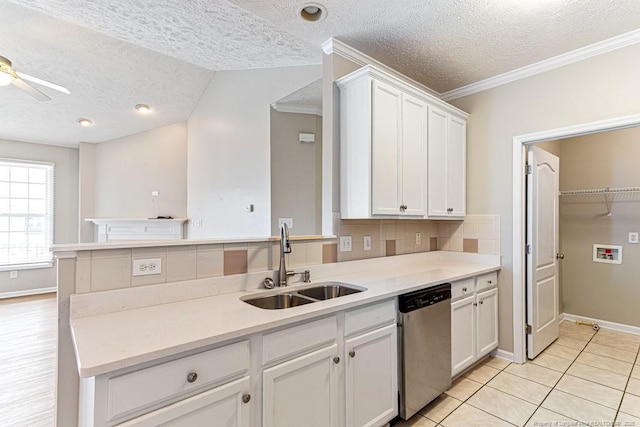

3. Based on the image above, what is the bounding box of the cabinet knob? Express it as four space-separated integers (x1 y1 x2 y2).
400 204 407 212
473 302 478 306
462 287 467 292
349 350 356 358
479 300 484 305
187 372 198 383
488 280 492 284
242 394 251 404
556 253 565 260
333 356 340 364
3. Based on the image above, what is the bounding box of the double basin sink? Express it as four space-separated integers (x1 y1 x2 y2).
242 282 366 310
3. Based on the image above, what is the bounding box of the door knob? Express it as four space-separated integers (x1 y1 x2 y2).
556 253 565 260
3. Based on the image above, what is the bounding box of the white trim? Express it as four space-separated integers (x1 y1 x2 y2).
562 313 640 337
0 262 53 272
441 29 640 101
512 113 640 364
270 102 322 116
492 349 515 363
321 38 441 99
0 286 56 300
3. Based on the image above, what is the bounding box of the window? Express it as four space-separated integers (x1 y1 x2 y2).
0 159 54 269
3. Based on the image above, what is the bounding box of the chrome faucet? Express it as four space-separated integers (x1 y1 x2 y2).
278 222 292 287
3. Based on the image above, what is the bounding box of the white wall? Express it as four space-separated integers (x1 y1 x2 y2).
270 110 322 236
449 43 640 352
80 123 188 224
0 139 78 295
187 65 322 238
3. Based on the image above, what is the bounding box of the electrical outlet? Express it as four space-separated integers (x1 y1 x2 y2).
629 232 639 244
339 236 352 252
415 232 422 245
278 218 293 229
9 270 18 279
196 218 203 227
364 235 372 251
133 258 162 276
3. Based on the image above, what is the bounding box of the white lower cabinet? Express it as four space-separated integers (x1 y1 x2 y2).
80 300 398 427
451 273 499 377
345 324 398 427
118 376 251 427
263 344 339 427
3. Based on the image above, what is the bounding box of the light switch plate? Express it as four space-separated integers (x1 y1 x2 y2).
415 232 422 245
629 232 638 244
364 235 372 251
278 218 293 228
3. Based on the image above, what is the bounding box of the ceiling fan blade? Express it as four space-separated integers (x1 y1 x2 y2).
11 77 51 101
16 71 70 95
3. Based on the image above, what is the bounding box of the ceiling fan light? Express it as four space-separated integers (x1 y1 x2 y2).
0 72 12 86
77 118 93 127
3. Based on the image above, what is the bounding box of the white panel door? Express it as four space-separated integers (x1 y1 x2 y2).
119 376 251 427
400 93 427 216
371 80 402 215
427 106 448 217
447 116 466 217
451 295 476 377
345 324 398 427
476 288 499 358
527 146 560 359
263 344 339 427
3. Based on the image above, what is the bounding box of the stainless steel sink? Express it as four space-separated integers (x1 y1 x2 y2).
243 293 315 310
297 282 364 300
241 282 366 309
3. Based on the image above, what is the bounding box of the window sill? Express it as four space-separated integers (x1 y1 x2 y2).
0 262 54 272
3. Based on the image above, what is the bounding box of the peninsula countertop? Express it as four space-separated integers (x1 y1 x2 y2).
69 251 501 377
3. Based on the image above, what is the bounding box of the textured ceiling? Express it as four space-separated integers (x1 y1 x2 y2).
233 0 640 92
2 0 640 146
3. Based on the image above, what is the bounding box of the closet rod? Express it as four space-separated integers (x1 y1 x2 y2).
559 186 640 196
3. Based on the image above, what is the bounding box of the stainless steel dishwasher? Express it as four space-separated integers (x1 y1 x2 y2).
398 283 452 420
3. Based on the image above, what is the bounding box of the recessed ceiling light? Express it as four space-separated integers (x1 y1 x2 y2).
299 3 326 22
135 103 151 113
77 118 93 127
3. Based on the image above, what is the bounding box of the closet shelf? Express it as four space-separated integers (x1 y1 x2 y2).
559 187 640 216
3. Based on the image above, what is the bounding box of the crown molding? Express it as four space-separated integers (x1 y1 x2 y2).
271 102 322 116
441 29 640 101
322 38 441 98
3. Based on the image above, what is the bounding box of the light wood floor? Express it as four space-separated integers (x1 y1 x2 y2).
0 293 56 426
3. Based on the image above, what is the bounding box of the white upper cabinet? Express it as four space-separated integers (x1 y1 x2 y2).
427 106 466 218
337 65 467 220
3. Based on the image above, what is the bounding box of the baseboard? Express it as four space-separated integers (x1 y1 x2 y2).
0 287 57 300
492 349 515 362
562 312 640 336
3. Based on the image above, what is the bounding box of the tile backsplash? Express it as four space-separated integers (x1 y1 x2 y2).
73 214 500 293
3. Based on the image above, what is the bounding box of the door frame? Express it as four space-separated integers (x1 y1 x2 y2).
511 113 640 364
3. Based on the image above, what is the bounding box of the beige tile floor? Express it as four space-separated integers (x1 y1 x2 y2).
396 321 640 427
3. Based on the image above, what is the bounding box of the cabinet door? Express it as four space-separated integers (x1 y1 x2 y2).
427 106 448 217
118 376 251 427
447 116 466 217
263 344 339 427
371 80 402 215
451 295 476 377
476 288 499 358
400 93 427 216
345 324 398 427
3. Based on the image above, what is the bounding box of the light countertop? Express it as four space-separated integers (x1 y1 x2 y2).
70 252 500 377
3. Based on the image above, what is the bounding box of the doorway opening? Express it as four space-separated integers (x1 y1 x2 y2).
511 113 640 364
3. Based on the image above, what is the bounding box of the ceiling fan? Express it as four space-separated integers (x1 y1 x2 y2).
0 55 70 101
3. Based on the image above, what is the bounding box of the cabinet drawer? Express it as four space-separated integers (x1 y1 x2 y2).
451 278 474 301
106 340 249 422
476 272 498 292
345 299 396 337
263 316 337 365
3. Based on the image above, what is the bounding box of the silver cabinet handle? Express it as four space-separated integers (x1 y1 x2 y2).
242 394 251 404
349 350 356 358
187 372 198 383
333 357 340 364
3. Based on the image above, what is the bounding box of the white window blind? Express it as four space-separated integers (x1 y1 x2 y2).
0 159 54 268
